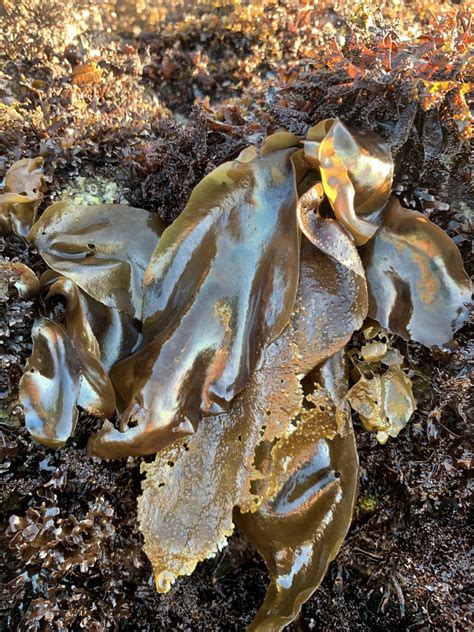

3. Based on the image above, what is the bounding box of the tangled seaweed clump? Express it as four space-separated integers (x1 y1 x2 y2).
1 119 471 630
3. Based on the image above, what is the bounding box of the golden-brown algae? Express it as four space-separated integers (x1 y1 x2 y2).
44 273 141 373
137 329 303 592
29 202 165 319
14 120 472 632
90 143 301 458
46 276 116 418
0 157 45 236
20 318 81 447
296 183 368 276
236 350 359 631
347 366 416 444
136 238 364 594
18 269 143 446
304 118 393 245
359 197 472 348
289 236 367 373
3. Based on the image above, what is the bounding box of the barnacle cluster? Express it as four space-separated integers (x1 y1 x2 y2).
1 119 470 630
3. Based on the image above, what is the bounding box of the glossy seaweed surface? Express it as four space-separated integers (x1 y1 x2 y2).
2 119 471 631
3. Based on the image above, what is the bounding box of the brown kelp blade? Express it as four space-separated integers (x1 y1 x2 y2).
236 351 359 632
28 203 165 319
89 233 365 460
296 183 368 276
41 271 141 373
137 328 303 591
289 230 367 374
19 318 81 447
0 157 45 236
90 140 301 456
46 277 116 418
359 197 472 348
133 242 364 593
304 118 393 245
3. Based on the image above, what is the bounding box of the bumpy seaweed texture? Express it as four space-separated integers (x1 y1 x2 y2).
347 367 416 444
10 116 472 631
236 351 359 631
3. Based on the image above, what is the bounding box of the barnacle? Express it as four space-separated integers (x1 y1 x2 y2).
0 158 45 236
12 120 471 631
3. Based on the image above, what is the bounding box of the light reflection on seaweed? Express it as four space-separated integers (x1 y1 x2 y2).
7 118 471 631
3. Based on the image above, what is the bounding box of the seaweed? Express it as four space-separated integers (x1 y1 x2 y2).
1 2 473 631
6 112 470 629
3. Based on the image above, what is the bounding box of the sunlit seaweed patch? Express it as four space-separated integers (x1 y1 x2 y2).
2 119 470 631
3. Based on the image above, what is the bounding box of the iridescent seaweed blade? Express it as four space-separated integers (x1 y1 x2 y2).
46 277 117 418
127 239 364 597
291 187 368 372
359 197 471 348
304 118 393 245
236 351 359 631
90 140 301 456
44 274 141 372
28 203 165 319
19 318 81 447
136 328 304 592
296 183 368 276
